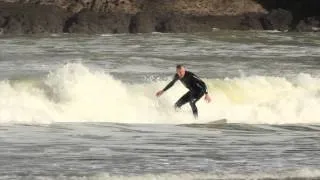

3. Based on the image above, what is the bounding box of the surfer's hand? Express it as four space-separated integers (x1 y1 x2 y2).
204 94 211 103
156 90 164 97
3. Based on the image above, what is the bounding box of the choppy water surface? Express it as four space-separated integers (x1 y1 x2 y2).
0 31 319 179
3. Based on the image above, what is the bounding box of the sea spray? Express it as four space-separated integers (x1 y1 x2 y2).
0 63 319 125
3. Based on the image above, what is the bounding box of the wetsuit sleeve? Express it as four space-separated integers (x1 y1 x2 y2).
191 72 208 94
162 74 179 92
199 80 208 94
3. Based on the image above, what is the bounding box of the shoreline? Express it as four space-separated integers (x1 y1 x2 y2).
0 29 318 39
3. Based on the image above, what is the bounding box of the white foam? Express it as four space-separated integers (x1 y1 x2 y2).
9 168 320 180
203 74 320 124
0 63 319 125
90 168 320 180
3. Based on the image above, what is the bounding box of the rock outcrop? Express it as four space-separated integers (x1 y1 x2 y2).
260 9 293 31
296 17 320 32
65 10 132 34
0 2 68 34
0 0 319 34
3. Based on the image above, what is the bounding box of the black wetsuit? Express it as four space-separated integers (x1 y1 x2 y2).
162 71 208 118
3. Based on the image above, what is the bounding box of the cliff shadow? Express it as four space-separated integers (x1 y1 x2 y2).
254 0 320 26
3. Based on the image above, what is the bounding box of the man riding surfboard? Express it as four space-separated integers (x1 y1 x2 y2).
156 64 211 119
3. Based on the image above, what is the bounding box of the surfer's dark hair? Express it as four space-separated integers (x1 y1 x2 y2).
176 64 184 69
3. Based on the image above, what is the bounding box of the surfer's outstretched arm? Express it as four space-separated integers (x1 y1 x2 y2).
191 73 211 103
156 74 179 97
199 81 211 103
200 81 211 103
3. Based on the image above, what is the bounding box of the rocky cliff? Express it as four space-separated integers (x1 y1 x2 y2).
0 0 319 34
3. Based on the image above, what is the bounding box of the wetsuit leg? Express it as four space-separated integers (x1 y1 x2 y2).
174 91 191 109
189 91 205 119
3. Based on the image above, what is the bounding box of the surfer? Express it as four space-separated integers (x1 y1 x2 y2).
156 64 211 119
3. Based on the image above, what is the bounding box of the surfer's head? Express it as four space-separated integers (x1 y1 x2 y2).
176 64 186 79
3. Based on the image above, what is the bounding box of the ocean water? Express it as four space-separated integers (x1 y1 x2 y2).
0 31 319 179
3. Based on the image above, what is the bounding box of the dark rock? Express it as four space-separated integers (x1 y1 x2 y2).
255 0 320 20
1 0 320 34
130 12 248 33
183 15 244 32
128 15 138 33
0 16 7 27
0 2 68 34
296 16 320 32
65 10 132 33
128 12 155 33
240 13 264 30
261 8 293 31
